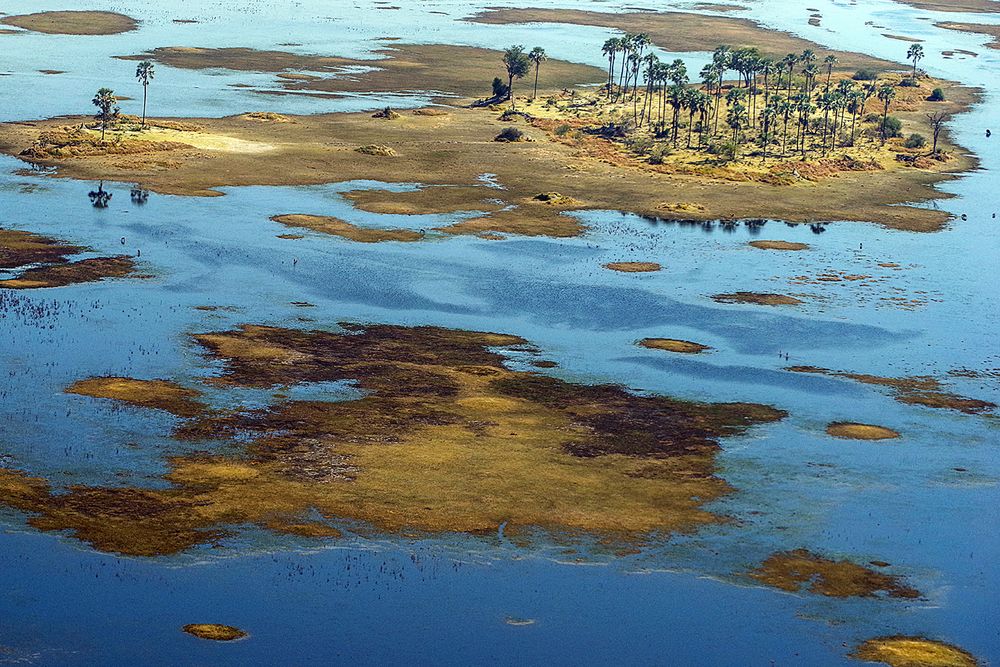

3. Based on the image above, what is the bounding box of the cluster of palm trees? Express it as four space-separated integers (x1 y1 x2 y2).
600 36 917 160
502 45 547 109
90 60 156 140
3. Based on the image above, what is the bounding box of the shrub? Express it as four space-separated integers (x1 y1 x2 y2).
648 144 672 165
929 88 945 101
554 124 572 136
492 77 510 100
904 133 926 149
852 68 878 81
626 136 653 155
899 78 919 87
494 127 524 142
882 116 903 138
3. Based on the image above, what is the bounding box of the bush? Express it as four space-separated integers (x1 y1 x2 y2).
626 136 653 155
882 116 903 138
648 144 672 165
904 133 927 149
899 78 919 87
494 127 524 142
852 68 878 81
929 88 945 101
554 124 572 137
492 77 510 100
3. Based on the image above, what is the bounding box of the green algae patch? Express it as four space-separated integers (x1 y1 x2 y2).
788 366 996 415
0 323 784 556
827 422 901 441
67 377 205 418
640 338 711 354
0 256 135 289
712 292 803 306
182 624 248 642
852 637 978 667
271 214 424 243
604 262 661 273
749 549 920 599
1 11 138 35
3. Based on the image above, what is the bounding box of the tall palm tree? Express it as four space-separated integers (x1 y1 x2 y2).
667 83 687 145
528 47 547 99
760 101 778 161
617 34 635 101
726 101 749 157
781 53 798 98
777 96 792 156
92 88 118 141
823 55 838 91
817 92 834 154
630 33 651 97
602 38 620 97
877 83 896 144
639 53 660 125
503 45 530 109
712 46 731 135
803 63 819 95
135 61 155 128
907 43 924 83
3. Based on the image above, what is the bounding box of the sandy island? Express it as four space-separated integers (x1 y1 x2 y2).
1 11 138 36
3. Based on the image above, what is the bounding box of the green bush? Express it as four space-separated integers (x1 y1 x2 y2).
648 144 672 164
852 68 878 81
494 127 523 142
904 133 927 149
899 78 918 87
626 136 653 155
882 116 904 138
492 77 510 99
554 124 572 137
929 88 945 101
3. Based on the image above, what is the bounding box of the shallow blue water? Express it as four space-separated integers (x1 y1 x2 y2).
0 0 998 664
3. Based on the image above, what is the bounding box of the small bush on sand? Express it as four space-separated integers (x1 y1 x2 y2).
929 88 945 101
852 68 878 81
495 127 524 142
904 133 926 149
372 107 401 120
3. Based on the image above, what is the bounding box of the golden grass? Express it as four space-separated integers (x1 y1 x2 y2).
712 292 803 306
605 262 661 273
271 214 424 243
750 549 920 598
852 637 978 667
182 624 248 642
66 377 204 418
0 323 785 555
0 256 135 289
827 422 901 441
749 240 810 251
639 338 711 354
0 11 137 35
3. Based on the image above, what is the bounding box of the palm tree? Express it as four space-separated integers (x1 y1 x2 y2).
781 53 798 98
712 46 731 135
528 47 547 99
846 89 862 145
630 33 651 97
726 101 749 157
877 83 896 144
817 92 834 154
777 96 792 156
639 53 660 125
823 55 838 91
760 101 778 161
667 83 687 145
135 61 155 128
602 38 620 97
92 88 118 141
907 44 924 83
803 63 819 95
503 45 531 109
684 88 706 148
617 34 635 101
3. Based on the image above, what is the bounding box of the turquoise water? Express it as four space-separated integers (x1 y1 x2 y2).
0 0 998 664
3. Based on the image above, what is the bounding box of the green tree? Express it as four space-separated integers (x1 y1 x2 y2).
503 45 531 109
135 60 155 128
823 54 838 91
877 83 897 144
907 44 924 83
602 38 621 98
92 87 119 141
528 47 547 99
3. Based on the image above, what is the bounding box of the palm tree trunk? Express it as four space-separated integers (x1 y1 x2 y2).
533 65 539 99
142 85 148 127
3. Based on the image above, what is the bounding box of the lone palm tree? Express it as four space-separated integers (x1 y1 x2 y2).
135 60 155 128
823 54 838 91
528 47 547 99
907 44 924 83
602 38 620 97
877 83 897 144
502 45 530 109
92 88 118 141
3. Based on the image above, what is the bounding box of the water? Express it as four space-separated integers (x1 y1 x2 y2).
0 0 998 664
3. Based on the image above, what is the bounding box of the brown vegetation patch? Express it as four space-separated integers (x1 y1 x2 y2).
67 378 204 418
712 292 803 306
182 624 248 642
640 338 712 354
0 229 81 269
1 11 138 35
118 44 603 102
851 637 978 667
355 144 396 157
0 323 784 555
605 262 662 273
787 366 996 414
342 186 505 216
468 8 891 67
18 126 189 160
241 112 289 122
0 256 135 289
826 422 901 441
749 240 809 251
750 549 920 598
271 214 424 243
936 22 1000 50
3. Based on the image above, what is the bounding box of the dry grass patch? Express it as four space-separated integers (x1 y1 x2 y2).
827 422 900 441
750 549 920 598
640 338 711 354
605 262 661 273
852 637 978 667
271 214 423 243
1 11 137 35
